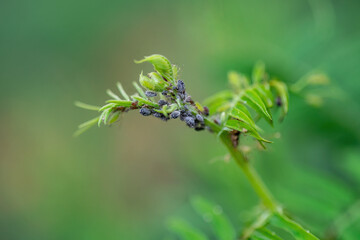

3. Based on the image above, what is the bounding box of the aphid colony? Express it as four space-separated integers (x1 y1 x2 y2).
138 78 208 131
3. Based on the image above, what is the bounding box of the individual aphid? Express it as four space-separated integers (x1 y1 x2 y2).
276 96 282 106
153 112 163 118
139 107 152 116
158 99 168 107
170 111 180 119
185 95 192 103
177 80 186 93
162 90 168 96
196 114 204 122
184 116 195 128
230 130 241 147
195 126 205 131
180 110 192 121
145 91 157 97
203 106 209 116
130 101 138 109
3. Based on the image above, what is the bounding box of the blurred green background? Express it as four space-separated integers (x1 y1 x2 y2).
1 0 360 239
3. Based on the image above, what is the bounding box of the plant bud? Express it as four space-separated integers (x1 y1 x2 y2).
135 54 174 82
139 72 156 91
148 72 169 91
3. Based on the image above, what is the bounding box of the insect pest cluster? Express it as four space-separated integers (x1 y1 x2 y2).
75 54 292 149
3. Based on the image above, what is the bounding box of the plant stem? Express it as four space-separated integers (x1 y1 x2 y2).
219 132 279 212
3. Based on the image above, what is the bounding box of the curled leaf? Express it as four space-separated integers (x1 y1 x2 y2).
241 88 273 125
135 54 174 82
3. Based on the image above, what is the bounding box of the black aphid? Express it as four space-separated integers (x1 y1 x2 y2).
195 126 205 131
184 116 196 128
139 107 152 116
162 90 168 95
145 91 157 97
153 112 163 118
170 111 180 119
158 99 167 107
276 96 282 106
203 106 209 116
196 114 204 122
180 110 192 121
177 80 185 93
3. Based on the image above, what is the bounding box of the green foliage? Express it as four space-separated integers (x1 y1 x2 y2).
75 54 335 240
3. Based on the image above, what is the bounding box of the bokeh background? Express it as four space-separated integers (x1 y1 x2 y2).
1 0 360 239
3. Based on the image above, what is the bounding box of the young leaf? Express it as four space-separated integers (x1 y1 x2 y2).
252 61 266 84
98 109 108 127
191 196 236 240
132 95 159 108
270 80 289 119
167 218 208 240
74 101 101 111
252 228 283 240
254 84 274 108
135 54 174 82
108 111 121 124
99 103 116 112
241 210 271 239
74 117 99 137
203 90 233 115
229 102 257 130
132 81 148 99
116 82 130 100
269 213 319 240
105 100 133 107
106 89 121 100
241 88 273 125
228 71 249 91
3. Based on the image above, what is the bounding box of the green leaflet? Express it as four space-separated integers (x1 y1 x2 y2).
225 119 271 144
98 109 108 127
203 90 233 115
251 228 283 240
108 111 121 124
228 71 249 91
106 89 121 100
241 88 273 125
172 64 179 80
229 102 257 130
191 196 236 240
135 54 174 82
270 80 289 119
254 83 274 108
74 116 99 137
269 213 319 240
74 101 101 111
105 100 133 107
167 218 208 240
252 61 266 84
116 82 130 100
132 81 148 99
132 95 159 108
241 211 271 239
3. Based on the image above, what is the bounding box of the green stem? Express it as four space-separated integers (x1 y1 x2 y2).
219 132 279 212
